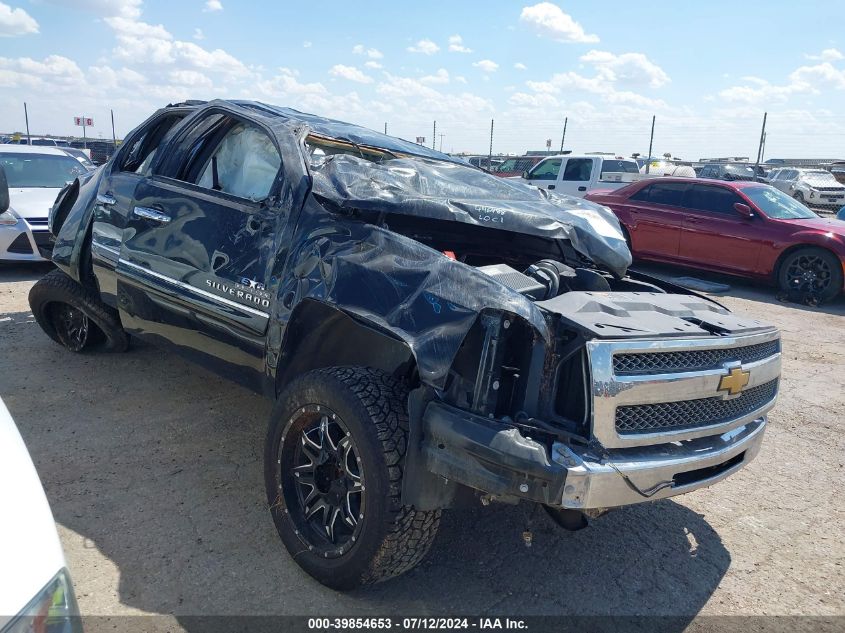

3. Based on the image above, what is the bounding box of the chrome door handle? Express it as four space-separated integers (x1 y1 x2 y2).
97 193 117 206
133 206 171 224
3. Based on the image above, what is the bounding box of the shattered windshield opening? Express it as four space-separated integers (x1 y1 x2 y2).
305 135 402 166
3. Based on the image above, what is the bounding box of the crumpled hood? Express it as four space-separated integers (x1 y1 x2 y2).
10 187 62 220
309 155 632 278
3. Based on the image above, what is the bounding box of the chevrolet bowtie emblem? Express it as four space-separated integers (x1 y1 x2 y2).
718 367 751 395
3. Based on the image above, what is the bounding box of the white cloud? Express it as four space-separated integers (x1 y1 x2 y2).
524 49 668 108
718 61 845 104
790 62 845 90
421 68 449 84
364 60 383 69
193 28 204 40
169 69 213 89
508 91 560 108
805 48 843 62
103 14 251 79
407 38 439 55
303 40 312 48
580 50 669 88
0 2 39 36
44 0 142 18
473 59 499 73
329 64 373 84
519 2 598 43
352 44 384 59
448 34 472 53
257 67 328 96
514 62 527 70
0 55 84 88
203 0 222 11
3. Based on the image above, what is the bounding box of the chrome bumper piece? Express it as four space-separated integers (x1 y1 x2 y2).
552 417 767 509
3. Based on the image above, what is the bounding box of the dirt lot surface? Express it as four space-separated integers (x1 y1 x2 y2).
1 262 843 628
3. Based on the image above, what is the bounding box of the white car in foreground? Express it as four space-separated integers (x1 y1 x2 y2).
0 397 81 632
0 145 88 262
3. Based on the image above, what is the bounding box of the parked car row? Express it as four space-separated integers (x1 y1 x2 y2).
767 167 845 210
586 179 845 301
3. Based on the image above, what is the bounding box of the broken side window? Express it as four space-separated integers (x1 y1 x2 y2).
118 114 185 175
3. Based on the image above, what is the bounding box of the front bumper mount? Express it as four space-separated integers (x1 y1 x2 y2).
419 402 766 510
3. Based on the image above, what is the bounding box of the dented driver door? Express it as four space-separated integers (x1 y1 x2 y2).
115 119 283 390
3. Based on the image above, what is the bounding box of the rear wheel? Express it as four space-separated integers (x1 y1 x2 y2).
265 367 440 589
777 247 843 302
29 269 129 353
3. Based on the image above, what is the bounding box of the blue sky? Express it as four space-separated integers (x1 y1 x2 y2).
2 0 845 159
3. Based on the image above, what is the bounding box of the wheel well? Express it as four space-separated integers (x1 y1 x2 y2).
274 299 417 396
773 244 838 280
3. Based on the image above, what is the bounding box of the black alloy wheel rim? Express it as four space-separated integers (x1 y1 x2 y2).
785 253 832 293
279 404 365 558
51 303 89 351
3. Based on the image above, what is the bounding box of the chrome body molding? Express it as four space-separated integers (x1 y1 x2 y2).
118 259 270 319
553 417 767 509
586 330 781 449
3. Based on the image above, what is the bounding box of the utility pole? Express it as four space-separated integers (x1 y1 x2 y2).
754 112 768 180
488 118 494 170
81 115 87 149
432 121 436 150
384 122 387 135
645 115 656 174
559 117 568 153
24 102 31 145
111 109 117 145
438 133 445 152
761 131 767 163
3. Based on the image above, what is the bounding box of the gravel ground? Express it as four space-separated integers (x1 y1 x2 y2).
0 262 843 629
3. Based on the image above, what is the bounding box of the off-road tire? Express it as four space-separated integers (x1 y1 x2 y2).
777 247 843 303
265 367 440 589
29 269 129 353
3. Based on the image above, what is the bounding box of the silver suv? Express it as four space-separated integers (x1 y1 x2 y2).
769 167 845 210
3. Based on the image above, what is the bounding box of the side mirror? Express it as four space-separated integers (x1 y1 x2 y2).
0 165 9 213
734 202 753 217
522 170 529 179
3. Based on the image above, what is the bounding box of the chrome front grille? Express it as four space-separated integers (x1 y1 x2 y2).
586 330 781 448
613 340 780 375
616 379 778 434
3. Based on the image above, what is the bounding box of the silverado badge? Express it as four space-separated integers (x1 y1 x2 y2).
718 366 751 396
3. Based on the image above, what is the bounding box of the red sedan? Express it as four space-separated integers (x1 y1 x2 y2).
586 178 845 301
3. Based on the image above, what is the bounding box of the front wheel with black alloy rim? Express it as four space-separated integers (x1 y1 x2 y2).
28 269 129 353
777 247 843 303
265 367 441 589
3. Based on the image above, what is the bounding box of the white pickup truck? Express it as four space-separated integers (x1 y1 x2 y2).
522 155 650 197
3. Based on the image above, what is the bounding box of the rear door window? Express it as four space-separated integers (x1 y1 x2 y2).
169 115 282 202
562 158 593 181
683 184 743 214
117 114 184 175
630 181 687 206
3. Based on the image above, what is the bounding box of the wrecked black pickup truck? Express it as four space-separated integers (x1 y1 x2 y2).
22 100 781 589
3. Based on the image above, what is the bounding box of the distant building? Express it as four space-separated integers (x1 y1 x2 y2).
699 156 750 163
764 158 845 167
